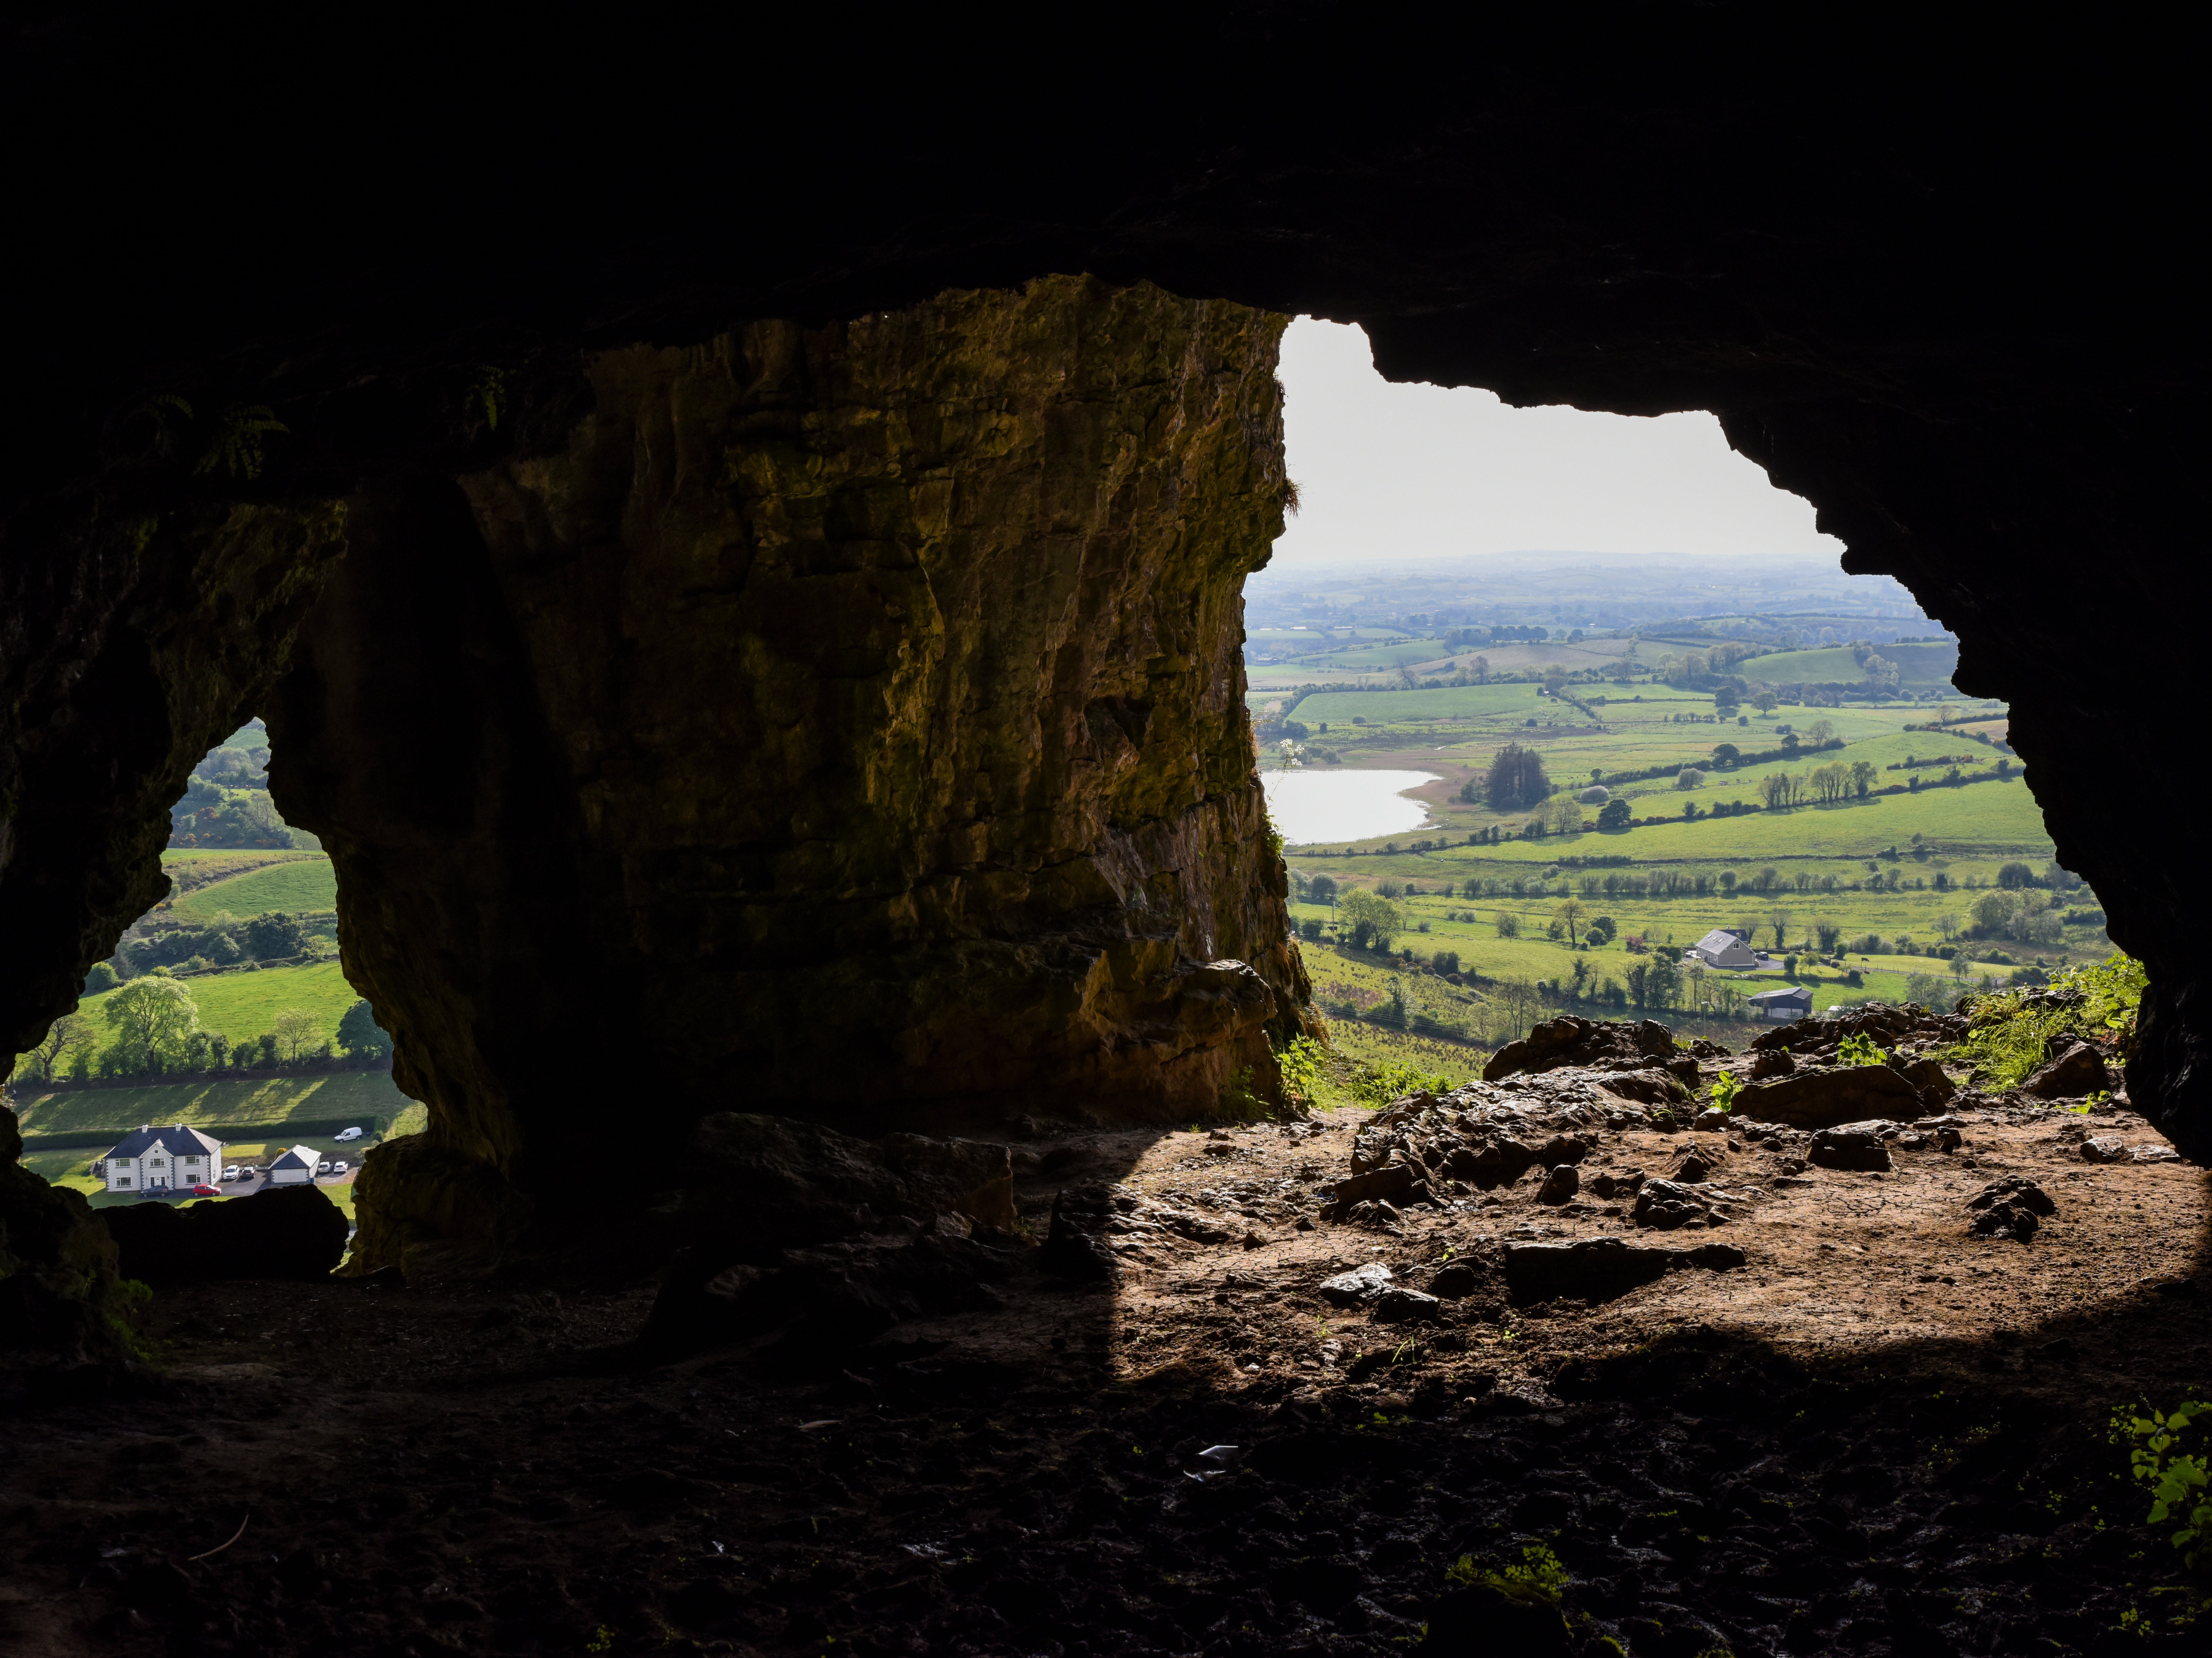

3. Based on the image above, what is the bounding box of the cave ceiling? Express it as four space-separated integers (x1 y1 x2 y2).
2 7 2201 1148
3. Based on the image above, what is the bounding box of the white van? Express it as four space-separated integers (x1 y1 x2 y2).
334 1126 365 1143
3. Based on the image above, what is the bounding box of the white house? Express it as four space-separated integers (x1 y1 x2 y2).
1683 928 1759 971
1748 985 1815 1021
100 1124 224 1197
268 1145 323 1185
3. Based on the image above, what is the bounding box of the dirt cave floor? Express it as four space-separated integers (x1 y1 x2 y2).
4 1095 2211 1657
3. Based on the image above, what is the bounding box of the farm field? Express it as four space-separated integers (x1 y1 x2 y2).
1738 640 1959 684
78 959 364 1049
166 853 338 919
1289 682 1543 724
12 1069 414 1141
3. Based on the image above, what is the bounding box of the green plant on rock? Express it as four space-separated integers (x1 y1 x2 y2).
1273 1034 1327 1109
2113 1399 2212 1570
1444 1542 1569 1604
1710 1069 1740 1112
194 404 290 480
1351 1057 1457 1108
1836 1033 1887 1067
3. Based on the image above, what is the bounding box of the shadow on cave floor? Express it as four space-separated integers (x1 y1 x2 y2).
5 1105 2211 1657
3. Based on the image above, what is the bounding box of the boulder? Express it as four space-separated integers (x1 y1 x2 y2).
1631 1178 1716 1229
1483 1016 1678 1082
1535 1165 1579 1205
1373 1287 1441 1324
1895 1056 1957 1103
1732 1062 1928 1129
2081 1135 2128 1163
1317 1263 1395 1306
1503 1237 1745 1305
1428 1262 1483 1299
2024 1041 2112 1099
1809 1122 1893 1173
1039 1186 1119 1281
0 1107 128 1361
99 1186 349 1287
1969 1175 2055 1216
1330 1163 1424 1207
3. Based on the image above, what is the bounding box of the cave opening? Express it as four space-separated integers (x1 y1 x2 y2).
4 16 2207 1643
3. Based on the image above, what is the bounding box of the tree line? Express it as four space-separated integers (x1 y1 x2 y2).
6 980 392 1091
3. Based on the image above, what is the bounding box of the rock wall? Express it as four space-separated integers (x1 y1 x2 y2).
258 278 1312 1270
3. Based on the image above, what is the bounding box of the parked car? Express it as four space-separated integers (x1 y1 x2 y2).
334 1126 365 1142
331 1160 349 1174
188 1184 221 1197
221 1165 242 1181
316 1160 333 1174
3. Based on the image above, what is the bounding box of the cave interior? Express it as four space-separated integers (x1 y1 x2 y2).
1 10 2205 1655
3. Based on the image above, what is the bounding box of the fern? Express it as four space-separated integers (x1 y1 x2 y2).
194 405 290 480
1445 1543 1569 1604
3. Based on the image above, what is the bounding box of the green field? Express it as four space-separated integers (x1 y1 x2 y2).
80 959 363 1047
1290 683 1544 724
12 1069 414 1139
166 854 338 919
1737 641 1959 685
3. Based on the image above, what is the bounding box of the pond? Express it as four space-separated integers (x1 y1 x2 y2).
1260 768 1441 846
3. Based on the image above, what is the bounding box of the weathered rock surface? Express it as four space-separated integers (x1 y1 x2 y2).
1733 1062 1931 1129
271 280 1311 1269
0 1107 127 1361
1317 1263 1395 1307
1809 1122 1895 1173
2025 1042 2113 1099
1483 1016 1690 1084
1749 1005 1965 1059
98 1186 349 1287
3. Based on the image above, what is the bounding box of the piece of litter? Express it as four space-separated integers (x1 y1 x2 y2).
1196 1444 1244 1466
797 1419 840 1432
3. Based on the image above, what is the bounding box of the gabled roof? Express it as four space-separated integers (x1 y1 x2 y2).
1691 929 1756 957
269 1144 322 1171
103 1124 223 1160
1748 984 1814 1004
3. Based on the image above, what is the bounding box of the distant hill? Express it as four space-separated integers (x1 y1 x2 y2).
1740 641 1958 686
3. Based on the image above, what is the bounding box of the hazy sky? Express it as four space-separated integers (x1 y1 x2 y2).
1271 317 1847 565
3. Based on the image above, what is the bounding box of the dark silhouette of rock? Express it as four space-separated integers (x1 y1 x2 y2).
1503 1238 1745 1305
1734 1063 1930 1129
1483 1017 1682 1083
1810 1123 1894 1173
0 1107 128 1361
98 1185 348 1287
2024 1042 2113 1099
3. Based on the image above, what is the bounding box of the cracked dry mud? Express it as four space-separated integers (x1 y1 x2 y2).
4 1088 2209 1657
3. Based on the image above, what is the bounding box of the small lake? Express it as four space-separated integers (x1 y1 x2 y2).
1261 768 1440 845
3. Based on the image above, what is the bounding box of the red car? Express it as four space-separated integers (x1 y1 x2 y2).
187 1184 222 1197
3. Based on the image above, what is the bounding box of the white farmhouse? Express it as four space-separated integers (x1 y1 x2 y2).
100 1124 224 1197
268 1145 324 1185
1682 928 1759 970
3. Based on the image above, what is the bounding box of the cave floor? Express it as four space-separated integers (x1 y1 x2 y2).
4 1104 2210 1656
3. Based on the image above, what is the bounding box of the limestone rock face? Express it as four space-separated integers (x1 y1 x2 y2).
0 1105 128 1362
261 279 1312 1267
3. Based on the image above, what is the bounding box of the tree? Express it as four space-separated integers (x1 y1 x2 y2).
18 1013 91 1085
1546 794 1585 835
1807 718 1837 745
85 961 118 994
337 999 393 1059
269 1007 319 1060
244 911 311 961
1624 960 1650 1008
1596 797 1631 831
1339 888 1402 951
1644 956 1682 1009
1997 861 2036 889
1758 771 1794 809
1494 911 1521 939
1713 683 1741 713
1783 953 1799 982
1555 897 1586 946
1771 909 1791 950
1569 956 1591 998
1308 873 1338 906
1750 690 1779 713
1711 743 1741 767
1472 655 1489 682
1849 759 1876 796
1485 743 1552 811
1816 921 1842 953
1541 667 1569 697
103 976 201 1066
1586 915 1617 944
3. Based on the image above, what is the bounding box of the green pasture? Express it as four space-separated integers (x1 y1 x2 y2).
1735 641 1958 685
166 854 338 920
79 959 364 1048
1290 683 1543 724
11 1069 414 1139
